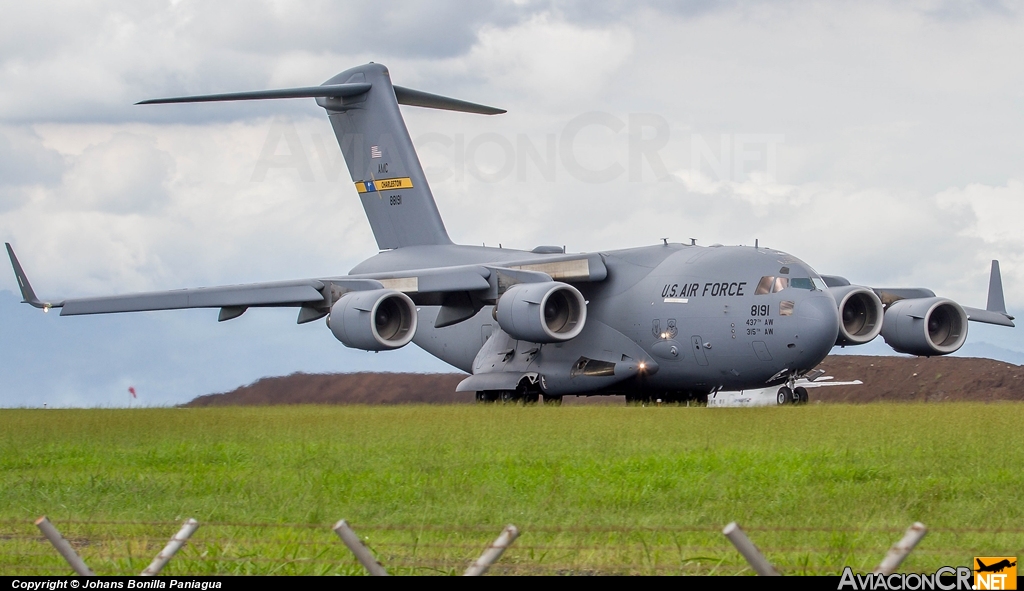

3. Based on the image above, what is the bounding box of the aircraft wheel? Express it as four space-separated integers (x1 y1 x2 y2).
542 395 562 406
498 390 517 404
517 382 539 404
777 387 793 406
794 386 809 405
476 391 499 403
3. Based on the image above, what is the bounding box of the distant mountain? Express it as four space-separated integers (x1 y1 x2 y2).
953 342 1024 366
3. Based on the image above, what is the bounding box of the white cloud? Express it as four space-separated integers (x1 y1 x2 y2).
467 13 634 107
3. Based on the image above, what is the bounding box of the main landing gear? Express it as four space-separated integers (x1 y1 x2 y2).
776 385 809 405
476 379 557 405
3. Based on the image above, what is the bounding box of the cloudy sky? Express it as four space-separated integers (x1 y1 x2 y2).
2 1 1023 407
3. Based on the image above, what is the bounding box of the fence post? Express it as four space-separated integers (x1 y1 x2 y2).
140 518 199 576
34 516 95 576
464 524 519 576
874 522 927 575
722 522 780 576
333 520 388 576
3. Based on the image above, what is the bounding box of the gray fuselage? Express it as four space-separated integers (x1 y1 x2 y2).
351 242 841 395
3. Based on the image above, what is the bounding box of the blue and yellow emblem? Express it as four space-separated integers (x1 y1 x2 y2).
355 177 414 193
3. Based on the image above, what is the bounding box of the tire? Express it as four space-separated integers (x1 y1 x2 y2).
777 387 793 406
499 390 516 404
794 386 809 405
516 381 539 404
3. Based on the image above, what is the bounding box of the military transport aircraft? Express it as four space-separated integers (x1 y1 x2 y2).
6 63 1016 405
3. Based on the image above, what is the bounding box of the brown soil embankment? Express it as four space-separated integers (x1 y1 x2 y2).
183 355 1024 406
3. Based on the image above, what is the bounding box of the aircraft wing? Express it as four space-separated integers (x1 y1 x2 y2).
61 280 332 315
6 243 604 325
825 260 1014 327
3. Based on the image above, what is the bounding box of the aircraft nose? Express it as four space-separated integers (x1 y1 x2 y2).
791 292 840 369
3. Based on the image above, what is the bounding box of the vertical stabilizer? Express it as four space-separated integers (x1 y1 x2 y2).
317 64 493 250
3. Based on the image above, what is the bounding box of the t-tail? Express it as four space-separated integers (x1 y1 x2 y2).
138 63 505 250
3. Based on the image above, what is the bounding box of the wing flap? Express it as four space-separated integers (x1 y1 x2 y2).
503 253 607 282
350 266 491 293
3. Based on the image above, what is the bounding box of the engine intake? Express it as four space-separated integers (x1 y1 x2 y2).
880 297 968 356
829 285 884 346
495 282 586 343
328 289 417 351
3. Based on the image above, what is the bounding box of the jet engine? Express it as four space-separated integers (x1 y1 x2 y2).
328 289 417 351
829 285 884 346
880 297 968 356
495 281 586 343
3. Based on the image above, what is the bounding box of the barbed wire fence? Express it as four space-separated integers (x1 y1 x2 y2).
3 517 1023 576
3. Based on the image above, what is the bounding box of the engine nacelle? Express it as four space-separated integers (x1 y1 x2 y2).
328 289 417 351
495 281 586 343
829 285 884 346
880 297 968 356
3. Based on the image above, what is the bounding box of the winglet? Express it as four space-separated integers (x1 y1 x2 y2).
987 260 1007 314
5 243 59 310
964 259 1014 326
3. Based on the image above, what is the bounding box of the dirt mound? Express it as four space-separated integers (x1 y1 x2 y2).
185 372 471 406
812 355 1024 403
183 356 1024 406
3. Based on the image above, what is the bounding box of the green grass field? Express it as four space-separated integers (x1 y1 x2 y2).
2 404 1022 575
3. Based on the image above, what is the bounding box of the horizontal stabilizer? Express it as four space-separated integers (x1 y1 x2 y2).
136 83 372 105
393 85 505 115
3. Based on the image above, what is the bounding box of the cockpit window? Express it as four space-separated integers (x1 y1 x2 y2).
757 274 826 294
755 276 790 295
